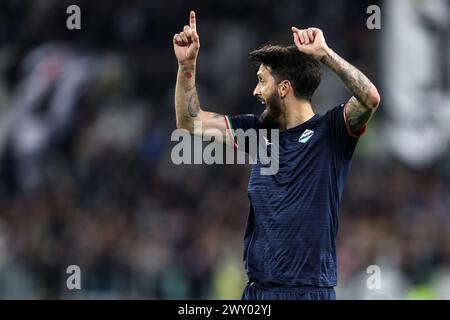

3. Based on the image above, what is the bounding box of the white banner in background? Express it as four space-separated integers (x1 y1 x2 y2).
382 0 450 167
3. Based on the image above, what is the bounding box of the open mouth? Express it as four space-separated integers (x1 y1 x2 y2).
257 97 266 105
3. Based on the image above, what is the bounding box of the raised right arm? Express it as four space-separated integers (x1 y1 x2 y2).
174 11 230 144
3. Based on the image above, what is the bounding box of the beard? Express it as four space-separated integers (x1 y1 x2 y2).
259 92 283 130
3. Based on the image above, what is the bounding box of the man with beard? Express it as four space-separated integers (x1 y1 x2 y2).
173 12 380 300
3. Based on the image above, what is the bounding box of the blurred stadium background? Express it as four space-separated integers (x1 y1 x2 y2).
0 0 449 299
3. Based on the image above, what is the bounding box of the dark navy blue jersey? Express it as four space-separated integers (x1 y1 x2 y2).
225 104 363 287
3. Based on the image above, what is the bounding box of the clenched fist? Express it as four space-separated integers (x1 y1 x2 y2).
291 27 329 61
173 11 200 66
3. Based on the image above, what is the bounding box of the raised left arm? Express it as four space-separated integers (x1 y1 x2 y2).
321 48 380 134
292 27 381 135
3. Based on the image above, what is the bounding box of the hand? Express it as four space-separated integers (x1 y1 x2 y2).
173 11 200 66
291 27 329 61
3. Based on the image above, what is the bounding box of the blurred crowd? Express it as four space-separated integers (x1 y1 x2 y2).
0 0 449 299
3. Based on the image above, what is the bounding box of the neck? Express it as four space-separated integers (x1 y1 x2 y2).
281 98 315 131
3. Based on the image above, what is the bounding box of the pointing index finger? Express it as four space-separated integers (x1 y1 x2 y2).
190 11 196 30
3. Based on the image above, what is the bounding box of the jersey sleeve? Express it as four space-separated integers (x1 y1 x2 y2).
325 104 365 161
224 114 260 150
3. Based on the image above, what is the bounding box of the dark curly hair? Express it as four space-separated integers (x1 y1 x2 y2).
249 45 321 101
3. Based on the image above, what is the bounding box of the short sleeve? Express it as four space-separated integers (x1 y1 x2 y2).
325 104 363 161
224 114 260 151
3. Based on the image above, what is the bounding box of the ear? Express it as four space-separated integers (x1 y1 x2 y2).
278 80 291 99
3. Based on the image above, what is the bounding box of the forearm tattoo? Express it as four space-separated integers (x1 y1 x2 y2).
321 50 374 108
179 66 200 118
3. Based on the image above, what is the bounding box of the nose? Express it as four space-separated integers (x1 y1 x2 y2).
253 85 260 97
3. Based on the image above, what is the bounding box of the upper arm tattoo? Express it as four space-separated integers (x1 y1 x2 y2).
187 91 200 117
345 97 373 134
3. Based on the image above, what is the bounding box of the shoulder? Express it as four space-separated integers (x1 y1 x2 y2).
226 114 261 131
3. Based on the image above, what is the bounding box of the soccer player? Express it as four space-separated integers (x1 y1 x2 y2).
173 11 380 300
